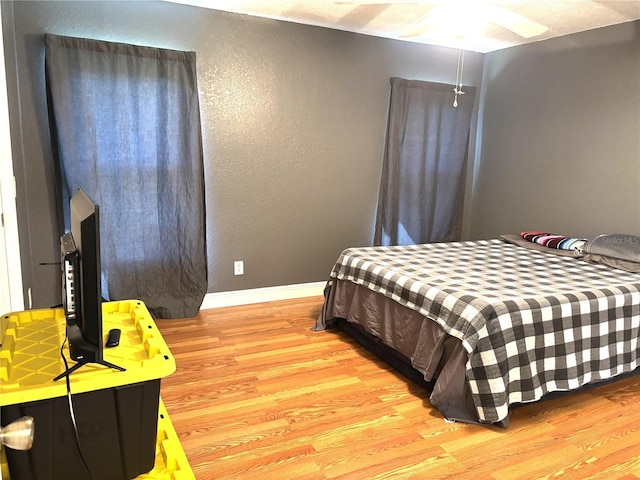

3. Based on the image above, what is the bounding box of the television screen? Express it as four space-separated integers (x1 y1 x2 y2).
55 188 124 380
69 188 102 361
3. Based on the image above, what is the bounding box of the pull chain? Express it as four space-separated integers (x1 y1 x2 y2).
453 48 465 107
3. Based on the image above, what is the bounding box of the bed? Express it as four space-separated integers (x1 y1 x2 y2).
313 236 640 427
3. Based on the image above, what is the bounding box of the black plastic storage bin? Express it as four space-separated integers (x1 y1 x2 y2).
2 379 160 480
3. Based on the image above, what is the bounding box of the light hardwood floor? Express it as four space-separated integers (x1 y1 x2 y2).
157 296 640 480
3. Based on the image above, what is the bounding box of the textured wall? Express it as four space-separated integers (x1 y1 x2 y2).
470 21 640 239
3 1 484 308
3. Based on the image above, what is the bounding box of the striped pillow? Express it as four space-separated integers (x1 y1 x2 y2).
520 231 587 252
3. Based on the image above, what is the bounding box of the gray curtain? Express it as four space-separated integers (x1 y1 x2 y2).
374 77 476 246
45 34 207 318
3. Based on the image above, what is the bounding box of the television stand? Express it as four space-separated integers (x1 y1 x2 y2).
53 324 126 381
53 358 125 381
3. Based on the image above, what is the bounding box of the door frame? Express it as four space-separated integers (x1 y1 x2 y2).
0 3 24 313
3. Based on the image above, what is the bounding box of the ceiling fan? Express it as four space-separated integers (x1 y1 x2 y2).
336 0 549 40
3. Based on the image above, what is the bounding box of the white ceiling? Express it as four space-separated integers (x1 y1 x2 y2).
166 0 640 52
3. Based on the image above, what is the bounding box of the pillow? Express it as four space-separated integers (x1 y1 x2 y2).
500 234 581 257
519 231 587 252
581 234 640 273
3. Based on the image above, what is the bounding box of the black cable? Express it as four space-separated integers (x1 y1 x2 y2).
60 335 95 480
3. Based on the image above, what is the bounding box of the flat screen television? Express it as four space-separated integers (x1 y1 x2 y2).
54 188 124 380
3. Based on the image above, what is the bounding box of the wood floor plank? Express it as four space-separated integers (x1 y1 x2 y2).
157 296 640 479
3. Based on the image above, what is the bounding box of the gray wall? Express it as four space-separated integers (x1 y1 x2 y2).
2 1 484 308
470 21 640 239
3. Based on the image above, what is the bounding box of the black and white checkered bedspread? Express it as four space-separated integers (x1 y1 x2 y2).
325 239 640 423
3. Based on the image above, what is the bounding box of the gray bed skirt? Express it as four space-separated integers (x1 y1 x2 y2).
314 279 499 426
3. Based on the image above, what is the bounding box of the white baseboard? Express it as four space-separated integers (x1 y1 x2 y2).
200 281 326 310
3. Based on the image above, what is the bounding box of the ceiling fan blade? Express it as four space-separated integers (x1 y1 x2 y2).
335 0 548 40
335 0 425 3
397 2 483 39
398 18 432 38
486 5 548 38
333 0 410 5
334 0 420 4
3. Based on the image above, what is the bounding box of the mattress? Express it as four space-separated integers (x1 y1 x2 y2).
315 239 640 425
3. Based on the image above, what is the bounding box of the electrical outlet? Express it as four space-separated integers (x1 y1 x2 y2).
234 260 244 276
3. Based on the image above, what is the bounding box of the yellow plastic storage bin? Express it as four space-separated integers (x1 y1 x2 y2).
0 300 188 480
